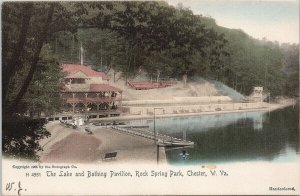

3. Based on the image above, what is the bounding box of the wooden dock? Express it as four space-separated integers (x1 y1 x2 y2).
111 126 194 147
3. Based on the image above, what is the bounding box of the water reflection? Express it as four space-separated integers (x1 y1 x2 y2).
130 105 299 165
131 111 266 134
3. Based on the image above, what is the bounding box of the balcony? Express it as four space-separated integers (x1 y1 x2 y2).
68 83 89 91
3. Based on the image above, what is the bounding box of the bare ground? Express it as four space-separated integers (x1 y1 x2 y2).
40 132 102 163
107 70 218 100
39 123 166 164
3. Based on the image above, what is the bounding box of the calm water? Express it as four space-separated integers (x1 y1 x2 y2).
129 105 299 165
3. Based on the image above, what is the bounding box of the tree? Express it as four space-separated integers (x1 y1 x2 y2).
2 3 34 101
3 115 50 160
3 2 87 115
2 2 86 159
281 43 299 97
24 55 65 117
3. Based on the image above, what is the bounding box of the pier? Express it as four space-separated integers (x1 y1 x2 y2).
111 125 194 147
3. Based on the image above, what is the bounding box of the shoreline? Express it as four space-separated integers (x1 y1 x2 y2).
39 101 296 164
91 102 296 122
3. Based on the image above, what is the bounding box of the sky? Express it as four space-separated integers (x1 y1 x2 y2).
167 0 299 44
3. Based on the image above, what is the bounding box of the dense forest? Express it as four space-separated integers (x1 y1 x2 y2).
2 2 299 159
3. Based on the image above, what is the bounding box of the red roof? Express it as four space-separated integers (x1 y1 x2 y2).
61 64 109 80
90 84 122 92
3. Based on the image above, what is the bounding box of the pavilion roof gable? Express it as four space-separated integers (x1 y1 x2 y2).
67 70 89 79
61 64 109 80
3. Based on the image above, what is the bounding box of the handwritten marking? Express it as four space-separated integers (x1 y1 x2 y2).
5 181 27 196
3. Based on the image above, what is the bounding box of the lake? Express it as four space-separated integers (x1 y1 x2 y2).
129 104 299 165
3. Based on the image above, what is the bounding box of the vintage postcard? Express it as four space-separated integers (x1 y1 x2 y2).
2 0 299 195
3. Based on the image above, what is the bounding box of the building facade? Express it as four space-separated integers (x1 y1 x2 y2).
60 64 123 118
